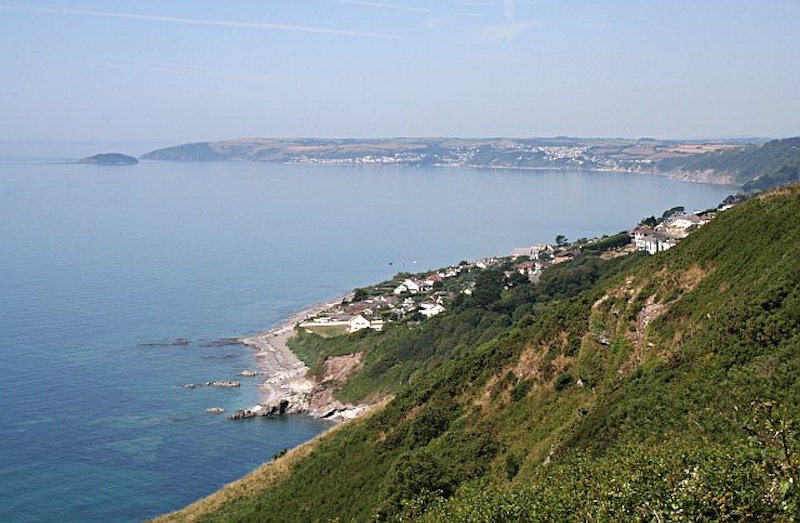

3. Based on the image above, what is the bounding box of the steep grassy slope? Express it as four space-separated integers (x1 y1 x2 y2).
658 137 800 186
158 185 800 522
417 185 800 521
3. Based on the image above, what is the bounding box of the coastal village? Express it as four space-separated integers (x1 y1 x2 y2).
293 207 725 338
219 202 732 422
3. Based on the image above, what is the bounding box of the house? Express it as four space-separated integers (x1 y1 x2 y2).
511 243 552 259
398 297 417 314
342 301 375 316
511 246 535 258
552 249 574 264
636 232 674 255
421 273 443 290
514 260 537 273
419 303 445 318
393 278 421 295
377 295 399 306
665 214 706 237
348 315 372 333
630 226 656 251
630 226 655 242
669 213 704 229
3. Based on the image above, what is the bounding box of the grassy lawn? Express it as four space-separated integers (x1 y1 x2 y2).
301 324 349 338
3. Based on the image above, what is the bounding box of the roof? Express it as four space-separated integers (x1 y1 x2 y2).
669 214 703 225
640 232 669 242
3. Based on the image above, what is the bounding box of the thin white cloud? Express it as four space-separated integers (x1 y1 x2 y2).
0 4 399 40
323 0 436 13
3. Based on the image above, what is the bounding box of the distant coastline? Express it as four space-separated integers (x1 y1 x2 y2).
140 136 758 186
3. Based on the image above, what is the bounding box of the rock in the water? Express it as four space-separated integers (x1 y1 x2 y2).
183 380 240 389
206 407 225 414
229 400 291 420
139 338 191 348
206 380 240 388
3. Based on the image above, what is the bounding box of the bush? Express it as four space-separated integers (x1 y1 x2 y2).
512 379 533 401
554 372 573 391
505 452 522 480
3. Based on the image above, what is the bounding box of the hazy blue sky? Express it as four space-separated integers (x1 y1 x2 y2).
1 0 798 143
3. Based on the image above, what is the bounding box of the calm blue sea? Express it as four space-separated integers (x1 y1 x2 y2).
0 158 733 521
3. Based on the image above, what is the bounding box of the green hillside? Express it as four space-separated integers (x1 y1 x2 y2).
744 162 800 194
157 185 800 522
658 137 800 187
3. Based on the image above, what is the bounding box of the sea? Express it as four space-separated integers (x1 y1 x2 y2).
0 145 734 522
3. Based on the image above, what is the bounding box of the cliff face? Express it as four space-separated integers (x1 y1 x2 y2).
658 168 737 185
155 184 800 522
231 331 371 423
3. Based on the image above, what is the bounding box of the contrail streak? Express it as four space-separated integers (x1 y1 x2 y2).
0 4 400 40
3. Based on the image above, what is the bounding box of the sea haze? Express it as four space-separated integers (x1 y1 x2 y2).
0 160 733 522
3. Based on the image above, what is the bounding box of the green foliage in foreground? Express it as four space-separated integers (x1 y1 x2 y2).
418 438 798 522
183 185 800 522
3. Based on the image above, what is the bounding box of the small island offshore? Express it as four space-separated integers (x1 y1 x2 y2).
79 152 139 165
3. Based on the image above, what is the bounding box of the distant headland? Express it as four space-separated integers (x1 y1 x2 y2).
79 152 139 165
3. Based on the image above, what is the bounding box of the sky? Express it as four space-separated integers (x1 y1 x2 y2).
0 0 798 144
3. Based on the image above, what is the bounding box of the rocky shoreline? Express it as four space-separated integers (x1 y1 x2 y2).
231 295 376 423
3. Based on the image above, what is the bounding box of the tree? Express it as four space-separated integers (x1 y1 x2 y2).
639 216 658 227
555 234 568 247
662 206 685 219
